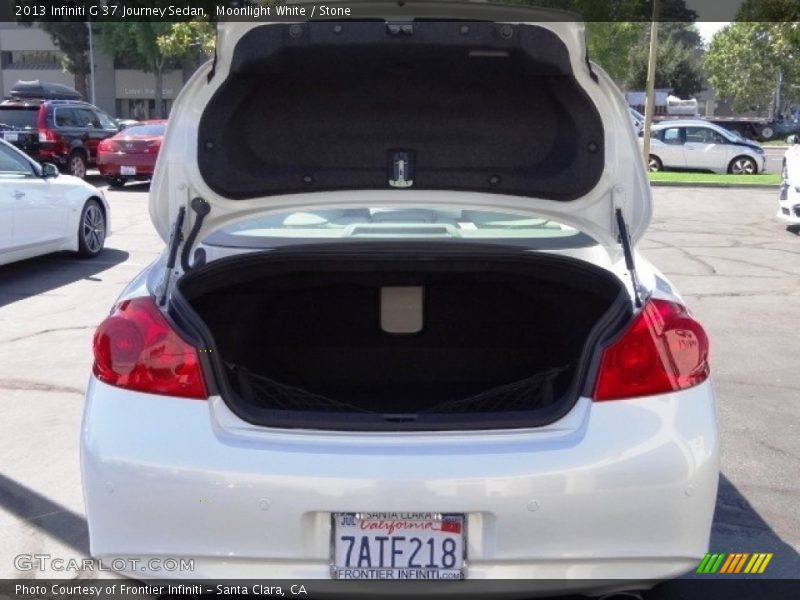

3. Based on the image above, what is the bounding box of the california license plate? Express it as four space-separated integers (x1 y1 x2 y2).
120 166 136 175
331 513 465 580
3 132 18 142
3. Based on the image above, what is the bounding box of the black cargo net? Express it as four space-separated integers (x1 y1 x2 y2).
225 362 569 415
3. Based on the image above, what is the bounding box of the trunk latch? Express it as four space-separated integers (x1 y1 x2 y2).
386 22 414 36
389 150 415 188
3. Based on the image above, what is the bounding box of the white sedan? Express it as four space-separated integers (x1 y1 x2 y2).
81 12 718 596
645 120 766 174
0 139 109 266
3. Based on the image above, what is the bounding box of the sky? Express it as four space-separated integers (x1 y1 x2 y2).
695 22 729 45
685 0 743 23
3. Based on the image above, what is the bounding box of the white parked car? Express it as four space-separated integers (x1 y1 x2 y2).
778 136 800 226
629 107 645 134
644 119 766 174
81 9 718 596
0 139 109 266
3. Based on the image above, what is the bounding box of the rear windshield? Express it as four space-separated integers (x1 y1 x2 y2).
123 123 166 136
206 207 595 250
0 107 38 129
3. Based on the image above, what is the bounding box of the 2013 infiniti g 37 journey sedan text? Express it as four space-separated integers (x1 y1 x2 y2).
81 5 719 597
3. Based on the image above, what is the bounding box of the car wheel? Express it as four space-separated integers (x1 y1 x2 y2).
759 125 775 140
648 155 663 172
77 199 106 258
68 152 88 179
108 176 127 189
729 156 758 175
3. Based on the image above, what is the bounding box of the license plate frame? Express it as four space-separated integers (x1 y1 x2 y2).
120 165 136 176
330 512 466 580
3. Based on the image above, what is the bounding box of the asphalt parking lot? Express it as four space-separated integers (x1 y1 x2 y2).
764 146 785 173
0 179 798 591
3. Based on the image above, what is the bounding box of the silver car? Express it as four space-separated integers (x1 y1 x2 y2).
644 120 766 174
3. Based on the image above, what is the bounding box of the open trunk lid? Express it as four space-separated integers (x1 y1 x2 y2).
150 2 651 254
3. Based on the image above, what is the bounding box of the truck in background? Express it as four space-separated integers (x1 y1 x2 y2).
626 90 800 142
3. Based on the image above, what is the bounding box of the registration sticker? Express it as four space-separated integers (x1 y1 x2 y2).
331 512 465 580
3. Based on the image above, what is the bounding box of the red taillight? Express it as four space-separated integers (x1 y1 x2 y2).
97 139 117 152
145 138 161 153
594 298 710 401
92 297 208 399
38 129 58 143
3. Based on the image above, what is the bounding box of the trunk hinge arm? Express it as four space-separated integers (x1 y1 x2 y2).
156 197 210 306
157 206 185 306
615 207 645 308
180 197 211 273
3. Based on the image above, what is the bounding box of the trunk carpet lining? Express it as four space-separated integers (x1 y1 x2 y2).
179 249 628 426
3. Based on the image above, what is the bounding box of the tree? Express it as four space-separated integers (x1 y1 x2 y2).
500 0 695 21
626 24 705 96
501 0 700 89
98 22 177 118
157 22 216 61
585 22 647 82
16 23 90 99
735 0 800 21
704 22 800 114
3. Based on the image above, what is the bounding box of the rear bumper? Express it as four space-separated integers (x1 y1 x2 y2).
97 152 156 177
36 144 76 167
81 378 719 590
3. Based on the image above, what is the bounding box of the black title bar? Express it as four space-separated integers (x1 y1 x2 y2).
3 0 800 23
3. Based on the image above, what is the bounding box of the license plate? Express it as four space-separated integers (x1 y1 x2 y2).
120 166 136 175
331 512 465 580
3 132 18 142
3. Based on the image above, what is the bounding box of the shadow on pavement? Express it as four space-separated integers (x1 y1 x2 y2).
0 472 89 556
82 171 150 193
110 181 151 193
83 173 107 186
650 474 800 599
706 474 799 578
0 248 129 309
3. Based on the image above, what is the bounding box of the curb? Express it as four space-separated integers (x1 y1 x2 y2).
650 182 779 190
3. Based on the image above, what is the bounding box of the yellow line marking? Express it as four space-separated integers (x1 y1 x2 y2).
750 553 766 573
744 554 759 574
758 553 773 574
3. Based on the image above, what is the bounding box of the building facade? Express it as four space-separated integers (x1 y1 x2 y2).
0 22 188 119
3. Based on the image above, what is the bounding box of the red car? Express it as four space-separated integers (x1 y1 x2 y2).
97 120 166 187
